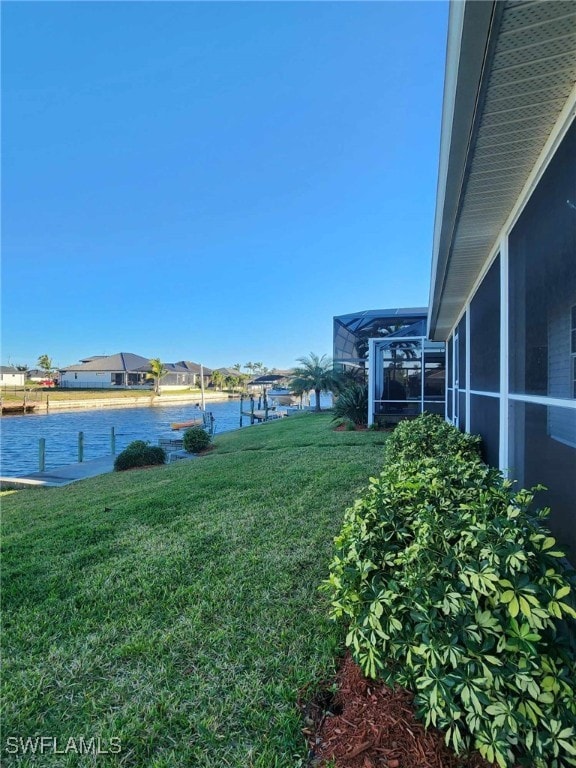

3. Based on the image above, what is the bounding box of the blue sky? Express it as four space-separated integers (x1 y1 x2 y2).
2 1 448 372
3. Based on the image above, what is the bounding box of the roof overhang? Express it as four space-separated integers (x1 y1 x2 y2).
428 0 576 340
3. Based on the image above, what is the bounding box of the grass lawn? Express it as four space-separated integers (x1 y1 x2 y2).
2 413 388 767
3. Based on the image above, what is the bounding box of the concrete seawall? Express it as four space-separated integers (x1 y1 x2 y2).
11 392 236 413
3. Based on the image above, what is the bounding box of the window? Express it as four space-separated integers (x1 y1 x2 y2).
470 395 499 467
458 316 467 388
509 122 576 399
470 256 500 392
509 401 576 562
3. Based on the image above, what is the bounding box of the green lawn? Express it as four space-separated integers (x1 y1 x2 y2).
2 414 387 767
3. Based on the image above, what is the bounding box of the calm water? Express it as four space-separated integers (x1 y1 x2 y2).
0 393 331 476
0 399 244 476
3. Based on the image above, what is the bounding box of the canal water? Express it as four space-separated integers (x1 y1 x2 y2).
0 394 330 477
0 399 243 477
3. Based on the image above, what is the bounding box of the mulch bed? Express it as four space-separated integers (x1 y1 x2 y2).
300 654 496 768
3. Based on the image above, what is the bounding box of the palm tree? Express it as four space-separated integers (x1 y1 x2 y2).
331 366 366 395
148 358 167 395
290 353 335 412
211 370 224 390
37 354 53 379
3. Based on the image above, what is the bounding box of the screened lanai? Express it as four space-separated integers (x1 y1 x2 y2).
333 307 429 375
333 307 445 425
367 333 445 426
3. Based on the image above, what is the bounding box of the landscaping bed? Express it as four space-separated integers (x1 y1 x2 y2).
302 654 494 768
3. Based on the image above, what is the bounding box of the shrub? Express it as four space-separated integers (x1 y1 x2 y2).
385 411 482 464
114 440 166 471
183 426 211 453
332 383 368 426
324 417 576 768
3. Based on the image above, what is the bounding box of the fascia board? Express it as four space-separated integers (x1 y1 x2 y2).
428 0 497 340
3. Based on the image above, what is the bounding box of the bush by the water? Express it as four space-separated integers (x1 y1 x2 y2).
114 440 166 471
183 426 211 453
332 383 368 426
324 414 576 768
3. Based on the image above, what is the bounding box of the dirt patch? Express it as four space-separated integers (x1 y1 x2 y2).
301 654 495 768
333 424 369 432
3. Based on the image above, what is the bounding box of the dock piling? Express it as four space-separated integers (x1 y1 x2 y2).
110 427 116 455
78 431 84 463
39 438 46 472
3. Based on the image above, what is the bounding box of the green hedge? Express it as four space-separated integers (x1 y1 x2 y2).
114 440 166 471
324 415 576 768
183 426 211 453
385 411 482 463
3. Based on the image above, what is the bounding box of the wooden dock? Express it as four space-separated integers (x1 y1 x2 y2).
240 409 287 423
1 403 37 415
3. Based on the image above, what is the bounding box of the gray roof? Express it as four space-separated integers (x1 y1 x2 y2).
214 367 243 377
61 353 152 373
79 356 107 363
174 361 213 375
1 366 21 374
429 0 576 339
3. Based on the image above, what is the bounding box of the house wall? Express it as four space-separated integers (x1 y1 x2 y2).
0 372 25 387
60 371 114 387
444 119 576 561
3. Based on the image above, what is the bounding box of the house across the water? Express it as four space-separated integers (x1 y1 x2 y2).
59 354 214 391
0 366 26 388
59 353 153 389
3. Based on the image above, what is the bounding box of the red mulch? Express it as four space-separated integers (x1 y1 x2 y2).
300 654 496 768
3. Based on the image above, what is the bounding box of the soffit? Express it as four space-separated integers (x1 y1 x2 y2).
430 0 576 339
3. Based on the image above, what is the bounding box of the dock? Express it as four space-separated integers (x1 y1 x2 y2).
240 409 287 422
1 403 37 415
0 455 116 489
